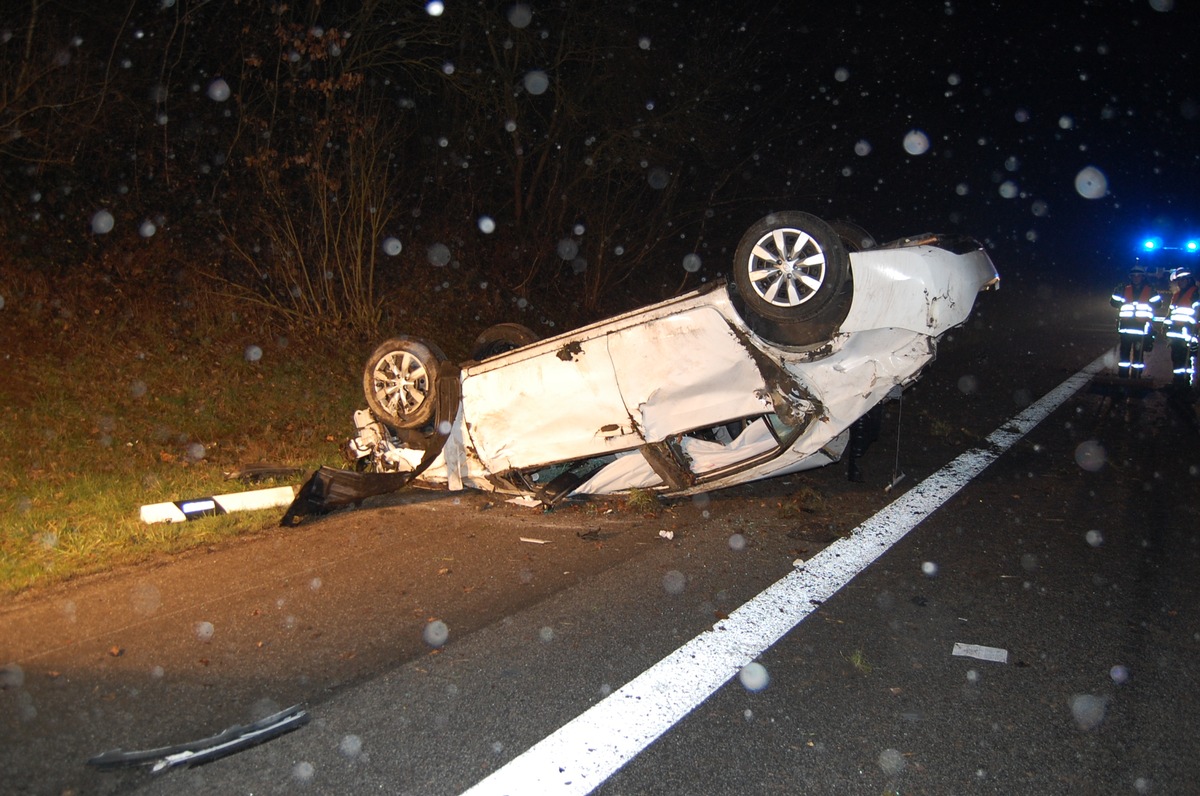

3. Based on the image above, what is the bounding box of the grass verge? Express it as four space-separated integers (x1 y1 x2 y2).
0 270 364 595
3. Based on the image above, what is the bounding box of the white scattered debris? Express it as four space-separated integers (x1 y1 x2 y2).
506 496 542 508
952 642 1008 663
519 537 549 545
792 558 805 568
658 529 674 540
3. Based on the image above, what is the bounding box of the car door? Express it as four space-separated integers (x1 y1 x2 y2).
605 305 772 443
458 333 640 473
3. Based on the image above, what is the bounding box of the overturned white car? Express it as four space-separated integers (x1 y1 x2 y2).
324 211 997 511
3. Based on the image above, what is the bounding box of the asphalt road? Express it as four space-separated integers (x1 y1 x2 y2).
3 276 1199 795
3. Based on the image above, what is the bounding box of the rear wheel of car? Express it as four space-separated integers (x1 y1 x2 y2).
470 323 539 360
363 336 446 429
733 212 852 343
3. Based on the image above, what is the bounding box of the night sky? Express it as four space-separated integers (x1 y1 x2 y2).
747 0 1199 280
4 0 1197 294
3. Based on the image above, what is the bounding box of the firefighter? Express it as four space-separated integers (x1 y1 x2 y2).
1164 268 1199 392
1109 264 1161 378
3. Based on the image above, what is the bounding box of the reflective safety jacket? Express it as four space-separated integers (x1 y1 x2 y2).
1165 284 1199 345
1110 283 1161 335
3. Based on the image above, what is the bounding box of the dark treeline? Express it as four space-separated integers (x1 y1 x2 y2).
0 0 846 335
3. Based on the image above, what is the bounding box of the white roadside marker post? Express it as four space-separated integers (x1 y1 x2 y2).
139 486 298 524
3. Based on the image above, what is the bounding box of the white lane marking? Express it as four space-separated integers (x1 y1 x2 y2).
460 353 1109 796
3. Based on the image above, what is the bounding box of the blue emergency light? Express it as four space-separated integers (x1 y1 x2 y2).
1138 235 1198 254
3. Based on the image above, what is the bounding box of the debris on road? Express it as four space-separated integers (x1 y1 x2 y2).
223 464 303 483
951 642 1009 663
87 703 310 774
519 537 550 545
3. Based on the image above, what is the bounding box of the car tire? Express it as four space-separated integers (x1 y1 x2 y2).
470 323 539 360
830 219 877 252
733 212 852 343
363 336 446 429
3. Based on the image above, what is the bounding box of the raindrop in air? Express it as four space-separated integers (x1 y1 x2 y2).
186 442 206 461
427 243 451 267
902 130 930 155
423 619 449 648
662 570 686 595
738 661 770 691
647 167 669 190
878 747 906 777
1069 694 1107 731
854 140 872 156
1085 530 1104 547
91 209 114 234
556 239 579 260
382 237 402 256
1074 440 1106 472
523 70 550 96
139 220 157 237
508 4 532 28
682 253 701 273
244 345 262 362
425 1 444 16
1 663 26 689
206 79 230 102
293 761 315 783
1110 665 1129 684
1074 166 1108 199
478 216 496 234
131 583 162 616
921 561 939 577
194 621 215 642
728 533 746 552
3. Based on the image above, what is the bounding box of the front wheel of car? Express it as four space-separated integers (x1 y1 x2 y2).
363 336 446 429
733 212 852 342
